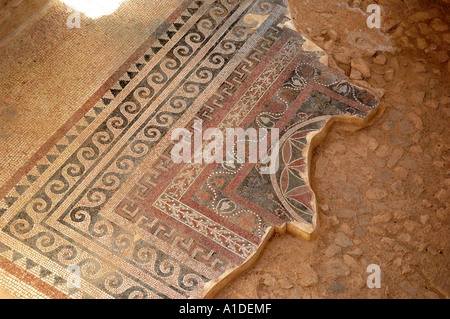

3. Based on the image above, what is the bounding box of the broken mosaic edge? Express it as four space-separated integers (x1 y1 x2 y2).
0 0 386 299
198 1 388 299
200 101 388 299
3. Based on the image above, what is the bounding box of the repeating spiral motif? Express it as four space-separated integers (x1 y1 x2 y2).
1 0 331 299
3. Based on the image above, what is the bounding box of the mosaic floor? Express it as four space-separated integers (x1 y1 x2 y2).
0 0 378 299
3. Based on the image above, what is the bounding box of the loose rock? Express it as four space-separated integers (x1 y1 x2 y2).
325 244 342 258
326 259 351 278
387 148 404 168
330 281 346 294
366 187 388 200
399 281 416 296
335 232 353 248
351 57 371 78
430 18 448 32
297 264 319 287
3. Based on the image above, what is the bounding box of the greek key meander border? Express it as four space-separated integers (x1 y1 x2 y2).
0 0 380 298
0 0 294 300
112 16 294 264
0 0 218 299
114 22 289 269
51 0 282 300
153 38 304 255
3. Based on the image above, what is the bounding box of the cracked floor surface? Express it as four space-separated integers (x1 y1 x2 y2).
214 0 449 299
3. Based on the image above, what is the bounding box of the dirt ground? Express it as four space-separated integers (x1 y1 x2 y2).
214 0 449 299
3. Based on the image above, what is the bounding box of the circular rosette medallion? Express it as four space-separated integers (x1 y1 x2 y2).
270 118 326 224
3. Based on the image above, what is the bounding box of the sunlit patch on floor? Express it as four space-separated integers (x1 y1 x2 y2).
61 0 125 18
